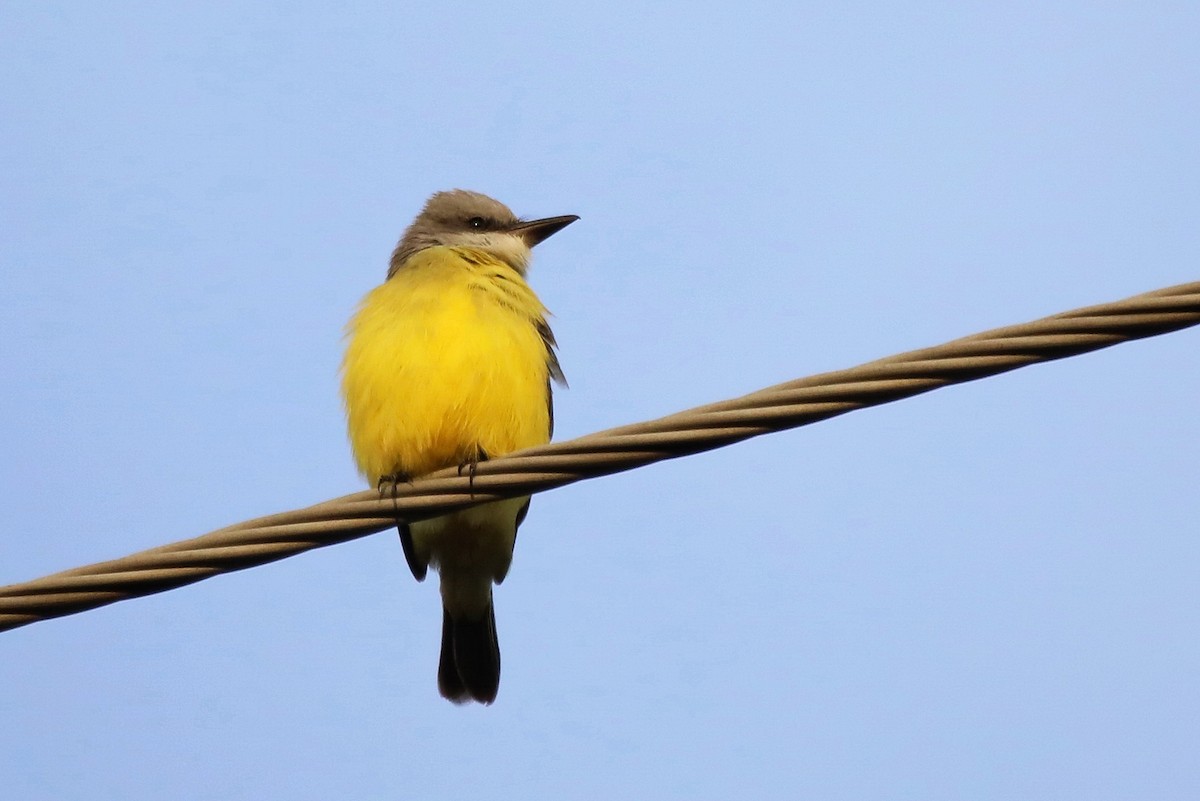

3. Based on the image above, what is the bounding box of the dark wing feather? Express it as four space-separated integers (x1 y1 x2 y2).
536 318 567 387
397 522 428 581
536 317 565 439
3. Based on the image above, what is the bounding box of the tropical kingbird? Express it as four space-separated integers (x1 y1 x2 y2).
341 190 577 704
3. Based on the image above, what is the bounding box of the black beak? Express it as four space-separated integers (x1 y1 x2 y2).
509 214 580 247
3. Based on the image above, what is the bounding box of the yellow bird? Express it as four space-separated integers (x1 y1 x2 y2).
341 190 577 704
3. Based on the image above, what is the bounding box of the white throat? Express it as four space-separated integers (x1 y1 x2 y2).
443 231 533 274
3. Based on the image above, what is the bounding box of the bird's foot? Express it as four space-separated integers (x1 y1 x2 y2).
377 472 414 503
457 446 489 496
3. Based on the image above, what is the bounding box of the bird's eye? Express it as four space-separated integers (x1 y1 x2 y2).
467 216 487 229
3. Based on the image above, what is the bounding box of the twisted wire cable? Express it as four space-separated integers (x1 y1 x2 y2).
3 280 1198 633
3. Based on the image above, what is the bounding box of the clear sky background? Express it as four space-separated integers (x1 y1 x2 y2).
2 3 1198 799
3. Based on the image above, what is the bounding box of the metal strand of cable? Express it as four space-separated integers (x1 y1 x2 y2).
2 280 1198 633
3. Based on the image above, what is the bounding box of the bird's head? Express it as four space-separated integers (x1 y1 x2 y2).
389 189 578 277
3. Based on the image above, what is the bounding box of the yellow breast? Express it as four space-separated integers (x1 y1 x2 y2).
341 246 555 484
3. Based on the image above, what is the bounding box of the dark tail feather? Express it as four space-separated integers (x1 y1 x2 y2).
437 607 468 703
437 603 501 705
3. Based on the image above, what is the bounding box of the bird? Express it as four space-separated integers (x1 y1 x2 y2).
341 189 577 704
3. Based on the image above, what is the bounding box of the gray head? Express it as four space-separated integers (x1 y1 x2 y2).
389 189 578 277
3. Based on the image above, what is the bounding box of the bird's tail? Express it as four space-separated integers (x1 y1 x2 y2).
437 601 501 705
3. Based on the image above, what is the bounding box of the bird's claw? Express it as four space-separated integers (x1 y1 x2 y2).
457 446 489 496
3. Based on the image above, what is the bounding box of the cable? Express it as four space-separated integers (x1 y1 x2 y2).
2 280 1198 632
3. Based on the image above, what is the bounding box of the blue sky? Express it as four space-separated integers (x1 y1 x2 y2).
2 3 1198 798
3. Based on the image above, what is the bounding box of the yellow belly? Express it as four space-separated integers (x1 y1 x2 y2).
341 246 553 485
